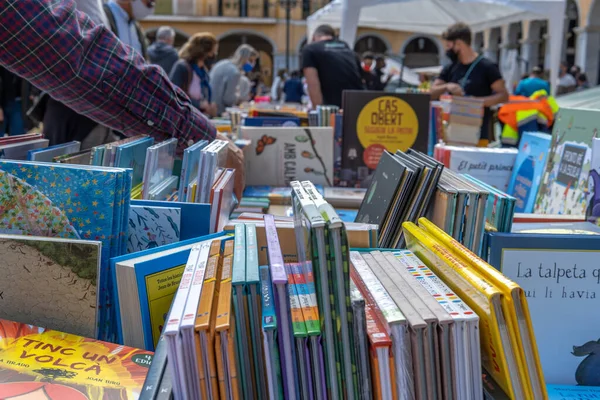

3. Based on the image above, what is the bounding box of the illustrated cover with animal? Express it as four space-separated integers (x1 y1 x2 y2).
534 108 600 215
0 319 152 400
0 236 101 339
488 233 600 385
240 127 334 187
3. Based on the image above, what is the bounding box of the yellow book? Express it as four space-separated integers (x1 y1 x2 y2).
418 218 547 400
402 222 526 399
215 246 240 400
195 241 224 399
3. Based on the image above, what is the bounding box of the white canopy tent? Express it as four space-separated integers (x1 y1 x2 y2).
307 0 566 94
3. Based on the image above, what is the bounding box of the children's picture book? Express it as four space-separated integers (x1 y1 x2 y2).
0 319 152 400
115 137 154 188
240 127 334 186
534 108 600 215
127 206 181 254
0 236 101 339
587 137 600 219
488 232 600 385
130 200 210 241
507 132 551 213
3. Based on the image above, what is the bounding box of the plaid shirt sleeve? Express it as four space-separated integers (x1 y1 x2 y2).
0 0 216 154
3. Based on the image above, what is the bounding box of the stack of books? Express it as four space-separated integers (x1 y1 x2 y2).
0 132 49 159
439 95 484 146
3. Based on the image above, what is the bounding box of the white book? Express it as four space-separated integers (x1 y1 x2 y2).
241 127 334 186
164 246 202 400
392 249 482 400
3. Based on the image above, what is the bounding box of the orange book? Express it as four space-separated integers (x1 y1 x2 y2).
0 319 152 399
214 249 240 400
195 241 223 399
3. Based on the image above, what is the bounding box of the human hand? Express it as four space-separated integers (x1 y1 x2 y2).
217 133 245 200
446 83 464 96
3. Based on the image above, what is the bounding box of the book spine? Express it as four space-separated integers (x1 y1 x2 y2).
264 214 287 283
232 223 246 285
245 224 260 283
260 265 277 331
164 245 201 335
181 242 211 328
139 336 167 400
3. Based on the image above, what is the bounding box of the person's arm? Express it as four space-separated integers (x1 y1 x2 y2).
479 63 508 107
480 79 509 107
303 68 323 108
514 81 524 96
0 0 216 155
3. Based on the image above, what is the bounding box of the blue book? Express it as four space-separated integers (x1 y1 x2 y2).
547 385 600 399
27 141 81 162
178 140 208 201
507 132 551 213
244 117 300 127
131 199 210 240
487 232 600 387
115 137 154 187
109 231 226 348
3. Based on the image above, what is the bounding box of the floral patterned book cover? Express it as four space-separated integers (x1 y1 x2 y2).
0 160 128 340
0 235 100 339
0 319 152 400
127 206 181 254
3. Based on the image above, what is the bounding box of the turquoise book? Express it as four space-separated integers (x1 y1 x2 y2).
507 132 551 213
115 136 154 187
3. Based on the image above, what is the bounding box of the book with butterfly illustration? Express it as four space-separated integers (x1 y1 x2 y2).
0 318 152 400
240 127 334 187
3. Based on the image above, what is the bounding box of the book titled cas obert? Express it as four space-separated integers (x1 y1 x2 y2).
0 319 152 400
340 91 430 188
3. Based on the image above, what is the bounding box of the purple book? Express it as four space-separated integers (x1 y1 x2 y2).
264 214 298 400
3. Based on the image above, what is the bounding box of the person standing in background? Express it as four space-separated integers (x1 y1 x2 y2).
431 22 508 142
148 26 179 74
556 61 577 95
169 33 218 117
361 52 376 90
271 69 287 102
0 67 25 136
514 66 550 97
302 25 364 108
210 44 258 115
103 0 154 58
576 73 590 91
372 55 393 91
283 71 304 103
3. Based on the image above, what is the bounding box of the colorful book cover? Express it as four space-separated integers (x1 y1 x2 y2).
28 141 81 163
0 319 152 400
0 160 125 340
587 137 600 219
507 132 551 213
0 236 100 339
240 127 334 186
127 206 181 254
340 91 430 188
535 108 600 215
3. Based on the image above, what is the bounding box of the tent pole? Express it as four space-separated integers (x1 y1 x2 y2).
339 0 361 46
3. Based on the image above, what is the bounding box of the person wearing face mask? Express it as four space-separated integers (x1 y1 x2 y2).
103 0 155 59
169 33 218 118
210 44 259 116
431 22 508 143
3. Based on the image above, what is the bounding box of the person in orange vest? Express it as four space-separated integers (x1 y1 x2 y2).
498 89 558 147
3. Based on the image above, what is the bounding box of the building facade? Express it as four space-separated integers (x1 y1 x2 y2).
141 0 600 86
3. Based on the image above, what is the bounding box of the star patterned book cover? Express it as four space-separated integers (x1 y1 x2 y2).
0 319 152 400
127 206 181 254
0 235 100 339
0 160 130 340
